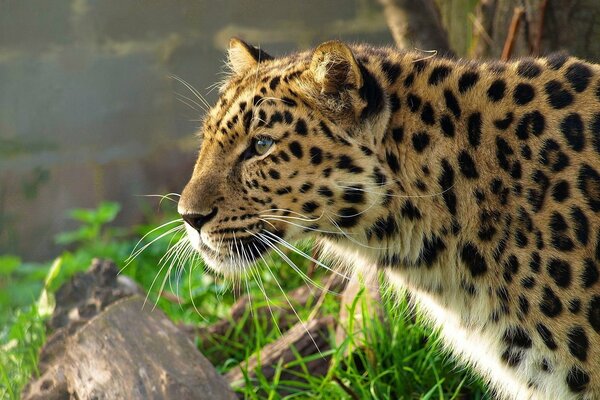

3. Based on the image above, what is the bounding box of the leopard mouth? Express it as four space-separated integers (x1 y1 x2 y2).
184 223 278 274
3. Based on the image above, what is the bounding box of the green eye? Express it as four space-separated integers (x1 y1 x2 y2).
254 137 274 155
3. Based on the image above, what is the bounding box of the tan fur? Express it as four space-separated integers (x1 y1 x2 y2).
178 40 600 399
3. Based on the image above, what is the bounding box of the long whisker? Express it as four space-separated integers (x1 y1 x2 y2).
170 74 211 110
260 230 351 285
123 222 184 270
253 234 324 357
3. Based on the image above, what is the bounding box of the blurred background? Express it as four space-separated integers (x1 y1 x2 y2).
0 0 396 262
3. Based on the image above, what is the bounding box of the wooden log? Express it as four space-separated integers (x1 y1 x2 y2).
224 315 335 388
24 296 237 400
23 259 236 400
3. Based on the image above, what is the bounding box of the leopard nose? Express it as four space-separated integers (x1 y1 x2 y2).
181 207 218 232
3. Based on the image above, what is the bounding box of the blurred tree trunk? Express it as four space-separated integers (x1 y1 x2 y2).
381 0 600 61
469 0 600 60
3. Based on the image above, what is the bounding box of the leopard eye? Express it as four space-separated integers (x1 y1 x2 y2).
253 137 274 156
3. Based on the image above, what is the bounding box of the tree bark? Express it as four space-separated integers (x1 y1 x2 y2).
472 0 600 60
378 0 455 56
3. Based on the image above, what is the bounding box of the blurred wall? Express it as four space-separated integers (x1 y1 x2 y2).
0 0 393 261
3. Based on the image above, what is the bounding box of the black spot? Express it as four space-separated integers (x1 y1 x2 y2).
545 80 573 109
392 127 404 142
279 151 290 162
439 159 457 215
295 118 308 136
458 151 478 179
546 52 568 70
487 79 506 102
501 349 523 367
289 141 303 158
461 243 488 277
401 201 422 220
283 111 293 124
302 201 319 213
540 286 562 317
268 169 280 179
539 139 570 172
578 164 600 212
372 167 387 186
552 180 570 202
495 136 514 172
515 111 545 140
419 235 446 267
269 76 281 90
342 185 365 204
360 145 373 156
494 112 514 130
440 114 455 137
428 65 451 85
412 59 428 74
535 323 558 352
569 299 582 314
561 113 585 152
336 207 360 228
503 326 532 348
547 258 572 288
386 151 400 173
317 186 333 198
389 93 401 112
269 111 283 126
592 113 600 155
337 155 364 174
443 89 461 118
521 276 536 289
458 71 479 93
513 83 535 105
582 259 599 288
541 359 552 372
358 64 385 119
412 131 430 152
467 112 482 148
518 295 530 316
299 182 313 193
309 147 323 165
515 230 528 248
521 144 532 159
529 252 541 273
406 93 422 112
570 207 589 245
370 215 397 240
403 73 414 88
567 326 589 362
565 62 592 92
319 121 335 142
527 170 550 212
420 103 435 125
381 61 401 84
517 60 542 78
503 255 519 282
566 366 590 393
588 296 600 333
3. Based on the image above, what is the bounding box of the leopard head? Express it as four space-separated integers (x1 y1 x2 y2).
177 38 391 275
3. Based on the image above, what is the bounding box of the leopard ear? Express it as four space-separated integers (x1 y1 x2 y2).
228 37 273 75
309 41 363 94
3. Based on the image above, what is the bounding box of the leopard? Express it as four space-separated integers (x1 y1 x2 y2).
177 38 600 399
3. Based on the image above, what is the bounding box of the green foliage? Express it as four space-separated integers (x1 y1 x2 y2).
0 201 487 399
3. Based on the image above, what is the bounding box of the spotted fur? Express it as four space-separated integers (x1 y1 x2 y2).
178 38 600 399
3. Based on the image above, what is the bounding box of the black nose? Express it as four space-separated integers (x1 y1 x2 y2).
181 207 218 232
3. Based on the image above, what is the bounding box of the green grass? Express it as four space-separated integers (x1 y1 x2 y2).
0 201 489 399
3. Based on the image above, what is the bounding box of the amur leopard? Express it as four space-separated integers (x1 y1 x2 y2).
177 38 600 399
